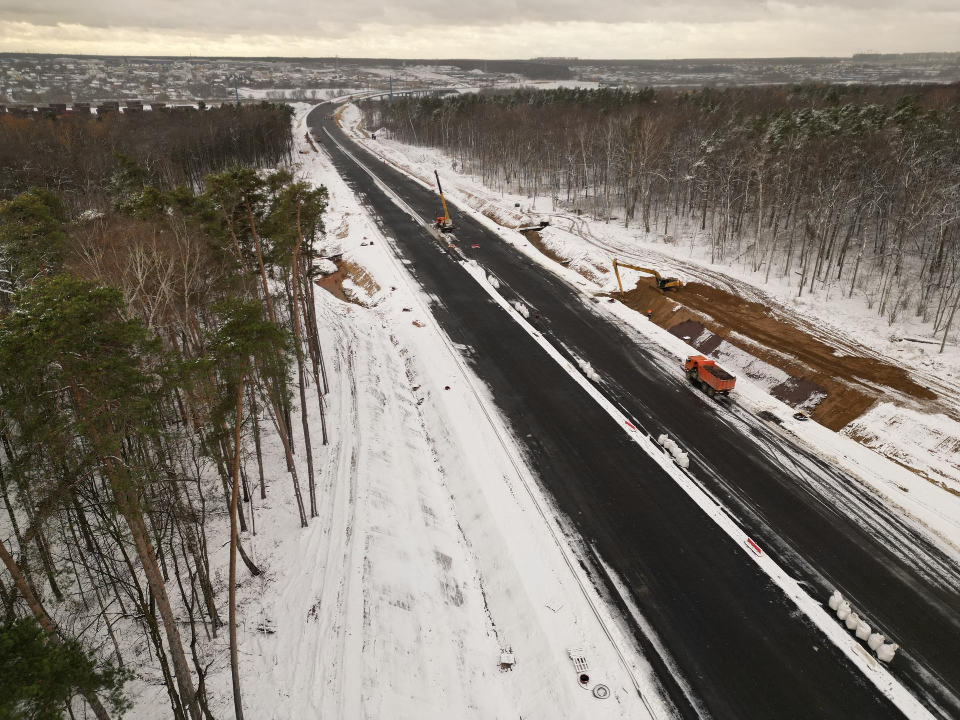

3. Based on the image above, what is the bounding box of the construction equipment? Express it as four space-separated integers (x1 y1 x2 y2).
684 355 736 398
434 170 455 232
517 220 550 233
612 258 682 292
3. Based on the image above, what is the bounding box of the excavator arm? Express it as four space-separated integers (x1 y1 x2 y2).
612 258 683 292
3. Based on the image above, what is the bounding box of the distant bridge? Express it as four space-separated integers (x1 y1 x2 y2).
356 87 459 102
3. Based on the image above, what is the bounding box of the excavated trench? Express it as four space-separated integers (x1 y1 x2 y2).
315 258 380 307
619 280 936 430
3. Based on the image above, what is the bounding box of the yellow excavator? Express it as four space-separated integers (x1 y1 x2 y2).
434 170 455 232
612 258 683 292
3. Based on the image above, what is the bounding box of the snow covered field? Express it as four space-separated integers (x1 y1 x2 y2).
338 103 960 555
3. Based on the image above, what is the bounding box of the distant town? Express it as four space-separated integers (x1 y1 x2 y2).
1 52 958 111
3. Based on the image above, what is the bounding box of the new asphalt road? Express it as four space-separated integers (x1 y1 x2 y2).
308 102 960 718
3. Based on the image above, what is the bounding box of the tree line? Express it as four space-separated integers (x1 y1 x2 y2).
0 119 331 717
0 103 295 207
363 84 960 349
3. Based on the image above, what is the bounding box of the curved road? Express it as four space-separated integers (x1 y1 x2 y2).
308 102 960 718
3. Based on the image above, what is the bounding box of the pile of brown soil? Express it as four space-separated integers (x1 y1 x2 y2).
619 280 936 430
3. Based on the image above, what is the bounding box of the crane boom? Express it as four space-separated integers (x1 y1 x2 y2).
434 170 453 230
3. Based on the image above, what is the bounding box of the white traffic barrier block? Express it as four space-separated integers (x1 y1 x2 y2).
845 612 861 631
837 601 851 622
656 434 690 468
856 620 872 641
577 358 601 383
828 590 843 611
867 633 886 651
877 643 899 663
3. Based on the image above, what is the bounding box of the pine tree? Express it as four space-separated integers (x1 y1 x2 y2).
0 276 203 720
0 188 66 296
208 298 288 720
0 617 129 720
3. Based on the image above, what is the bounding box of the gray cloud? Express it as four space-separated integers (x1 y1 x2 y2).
0 0 956 57
0 0 954 33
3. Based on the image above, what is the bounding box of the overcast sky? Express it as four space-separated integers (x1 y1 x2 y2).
0 0 957 58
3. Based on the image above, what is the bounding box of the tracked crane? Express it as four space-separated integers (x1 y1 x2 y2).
434 170 456 232
612 258 683 292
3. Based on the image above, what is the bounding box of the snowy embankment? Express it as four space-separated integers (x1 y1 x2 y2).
337 103 960 555
168 103 666 720
843 404 960 496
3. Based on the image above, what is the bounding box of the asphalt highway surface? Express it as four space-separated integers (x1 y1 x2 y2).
308 102 960 718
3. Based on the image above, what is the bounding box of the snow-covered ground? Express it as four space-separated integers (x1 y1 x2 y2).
843 404 960 496
128 105 680 719
338 103 960 555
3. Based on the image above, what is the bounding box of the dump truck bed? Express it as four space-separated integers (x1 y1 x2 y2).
700 365 736 391
707 365 735 381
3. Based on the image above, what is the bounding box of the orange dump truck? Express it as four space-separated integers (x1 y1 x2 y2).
684 355 736 397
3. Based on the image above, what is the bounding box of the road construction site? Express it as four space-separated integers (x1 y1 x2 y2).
302 100 960 719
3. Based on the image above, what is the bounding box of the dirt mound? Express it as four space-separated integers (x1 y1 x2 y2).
619 280 935 430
